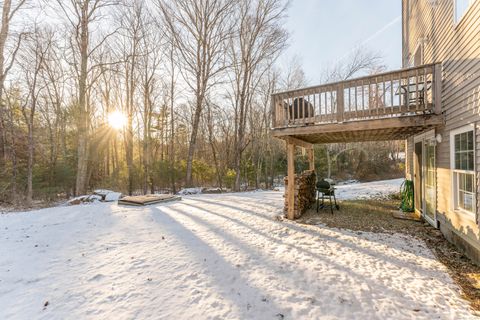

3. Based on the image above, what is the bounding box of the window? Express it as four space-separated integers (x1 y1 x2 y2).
455 0 476 24
451 126 475 214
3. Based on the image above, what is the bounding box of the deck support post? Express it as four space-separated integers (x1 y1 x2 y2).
308 148 315 171
287 142 295 220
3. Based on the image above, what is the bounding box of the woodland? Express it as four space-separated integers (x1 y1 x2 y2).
0 0 403 206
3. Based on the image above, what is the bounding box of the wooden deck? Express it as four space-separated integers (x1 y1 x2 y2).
271 63 444 143
273 63 444 220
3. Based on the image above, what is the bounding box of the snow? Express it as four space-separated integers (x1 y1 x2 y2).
334 178 404 200
0 179 475 319
104 192 122 202
94 189 122 202
66 194 102 205
177 187 203 195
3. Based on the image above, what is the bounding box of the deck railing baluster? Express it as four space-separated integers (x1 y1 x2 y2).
355 82 358 119
415 68 419 112
390 76 394 111
382 76 386 114
406 72 411 112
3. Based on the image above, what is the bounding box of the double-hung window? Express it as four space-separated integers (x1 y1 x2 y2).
451 126 475 214
455 0 476 24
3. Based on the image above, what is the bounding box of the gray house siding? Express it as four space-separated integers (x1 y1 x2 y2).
403 0 480 261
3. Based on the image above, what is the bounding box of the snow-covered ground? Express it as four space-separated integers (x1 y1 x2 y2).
335 178 404 200
0 180 475 319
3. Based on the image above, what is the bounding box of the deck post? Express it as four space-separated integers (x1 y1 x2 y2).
270 94 276 128
336 85 344 123
308 148 315 171
287 142 295 220
434 64 442 114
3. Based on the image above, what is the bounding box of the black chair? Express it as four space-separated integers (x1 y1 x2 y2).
316 179 339 214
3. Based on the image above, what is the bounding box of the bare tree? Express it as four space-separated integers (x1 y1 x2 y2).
280 55 308 90
228 0 288 191
116 0 145 195
321 46 383 83
166 40 177 193
158 0 235 187
137 5 162 195
54 0 118 195
0 0 27 167
19 27 52 204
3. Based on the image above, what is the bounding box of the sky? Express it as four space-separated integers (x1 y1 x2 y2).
281 0 402 84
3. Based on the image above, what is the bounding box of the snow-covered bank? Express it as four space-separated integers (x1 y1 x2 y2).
0 185 474 319
335 178 404 200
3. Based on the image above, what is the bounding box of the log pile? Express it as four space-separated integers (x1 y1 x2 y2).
284 170 316 218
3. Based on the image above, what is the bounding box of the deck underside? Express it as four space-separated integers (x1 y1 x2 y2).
271 114 444 143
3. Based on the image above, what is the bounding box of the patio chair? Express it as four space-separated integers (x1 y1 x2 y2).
316 179 339 214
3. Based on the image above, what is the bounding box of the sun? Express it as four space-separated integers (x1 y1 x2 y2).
108 111 127 130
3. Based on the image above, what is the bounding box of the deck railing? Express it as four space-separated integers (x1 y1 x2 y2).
271 63 442 128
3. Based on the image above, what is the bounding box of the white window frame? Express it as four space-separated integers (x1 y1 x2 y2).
450 124 476 217
454 0 476 26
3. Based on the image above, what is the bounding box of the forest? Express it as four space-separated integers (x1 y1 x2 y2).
0 0 404 206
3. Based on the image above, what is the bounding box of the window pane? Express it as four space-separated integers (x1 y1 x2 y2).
468 131 474 150
459 172 465 190
468 151 474 171
461 132 467 151
464 193 473 212
459 190 465 209
456 152 468 170
466 173 474 192
455 134 461 151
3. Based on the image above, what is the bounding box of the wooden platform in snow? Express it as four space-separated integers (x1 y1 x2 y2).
118 194 181 206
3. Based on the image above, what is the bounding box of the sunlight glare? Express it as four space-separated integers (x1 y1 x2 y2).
108 111 127 130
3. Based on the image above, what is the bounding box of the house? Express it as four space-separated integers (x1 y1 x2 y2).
271 0 480 263
404 0 480 262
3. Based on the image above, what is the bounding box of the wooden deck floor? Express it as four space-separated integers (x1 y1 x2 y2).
272 113 444 143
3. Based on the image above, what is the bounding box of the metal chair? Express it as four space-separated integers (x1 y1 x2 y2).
316 179 339 214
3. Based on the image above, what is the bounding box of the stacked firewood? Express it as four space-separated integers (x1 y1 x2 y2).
284 170 316 218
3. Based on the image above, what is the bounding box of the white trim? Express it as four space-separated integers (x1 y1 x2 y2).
449 124 476 216
450 123 475 136
413 129 437 227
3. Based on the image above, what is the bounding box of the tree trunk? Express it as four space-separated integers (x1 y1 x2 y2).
10 125 17 204
142 78 150 195
326 146 332 179
169 54 176 193
75 6 90 196
185 98 203 187
126 117 134 195
26 122 33 204
0 0 11 166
